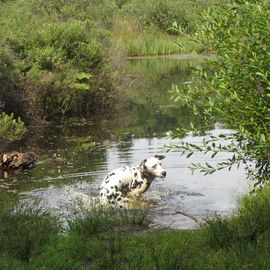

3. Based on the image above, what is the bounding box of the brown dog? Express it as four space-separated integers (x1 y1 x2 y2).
0 151 38 170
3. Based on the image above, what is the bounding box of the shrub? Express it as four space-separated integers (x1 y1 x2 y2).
0 47 14 78
205 186 270 248
29 0 118 29
0 0 117 119
170 0 270 186
121 0 229 34
0 112 27 141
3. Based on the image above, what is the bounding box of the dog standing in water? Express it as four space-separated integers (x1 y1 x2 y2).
99 155 166 208
0 151 38 170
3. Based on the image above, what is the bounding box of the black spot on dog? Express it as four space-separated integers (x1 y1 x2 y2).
115 185 119 191
106 189 110 194
134 172 137 177
100 192 103 196
107 195 112 199
119 180 121 183
105 180 109 183
110 186 114 189
109 172 115 177
120 205 123 208
117 197 122 201
132 179 140 188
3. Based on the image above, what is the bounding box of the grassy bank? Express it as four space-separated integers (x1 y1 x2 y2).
111 19 199 56
2 187 270 269
112 0 229 56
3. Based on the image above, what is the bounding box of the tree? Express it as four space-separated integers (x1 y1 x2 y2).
170 0 270 187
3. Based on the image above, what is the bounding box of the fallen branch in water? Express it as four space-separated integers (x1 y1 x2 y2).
175 210 201 225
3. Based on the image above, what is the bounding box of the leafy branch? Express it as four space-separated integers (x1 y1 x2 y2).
167 133 244 175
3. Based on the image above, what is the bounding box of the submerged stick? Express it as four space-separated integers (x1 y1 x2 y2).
175 210 201 225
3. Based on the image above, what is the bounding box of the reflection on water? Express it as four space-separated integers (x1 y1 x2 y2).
0 56 249 229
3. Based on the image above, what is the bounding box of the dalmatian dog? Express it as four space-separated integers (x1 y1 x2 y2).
99 155 166 208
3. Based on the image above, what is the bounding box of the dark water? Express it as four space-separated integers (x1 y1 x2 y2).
0 56 249 229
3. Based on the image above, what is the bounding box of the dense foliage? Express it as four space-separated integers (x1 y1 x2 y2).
121 0 228 34
0 0 117 122
171 0 270 186
0 0 229 143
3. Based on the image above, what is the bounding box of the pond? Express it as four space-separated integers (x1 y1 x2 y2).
0 56 249 229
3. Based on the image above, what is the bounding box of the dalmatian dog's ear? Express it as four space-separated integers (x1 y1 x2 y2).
140 159 147 166
154 154 165 160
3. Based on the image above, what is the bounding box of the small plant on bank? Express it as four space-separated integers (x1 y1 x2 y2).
0 201 60 262
0 112 27 141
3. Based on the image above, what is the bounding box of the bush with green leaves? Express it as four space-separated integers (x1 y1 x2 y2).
0 0 117 119
170 0 270 186
121 0 228 34
29 0 118 29
0 48 14 78
0 112 27 141
204 186 270 248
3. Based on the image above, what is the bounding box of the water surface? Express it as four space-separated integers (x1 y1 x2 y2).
0 56 249 229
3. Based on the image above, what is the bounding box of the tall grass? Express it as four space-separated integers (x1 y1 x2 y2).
111 0 229 56
2 187 270 269
111 19 200 56
0 201 60 262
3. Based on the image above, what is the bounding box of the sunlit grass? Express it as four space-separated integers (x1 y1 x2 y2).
111 19 200 56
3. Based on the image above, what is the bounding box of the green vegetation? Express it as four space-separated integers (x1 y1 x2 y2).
113 0 228 56
2 0 270 268
0 0 226 136
1 187 270 269
171 0 270 186
0 112 27 141
0 0 118 127
111 19 198 56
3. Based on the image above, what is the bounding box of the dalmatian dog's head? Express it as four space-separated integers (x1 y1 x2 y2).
141 155 166 178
